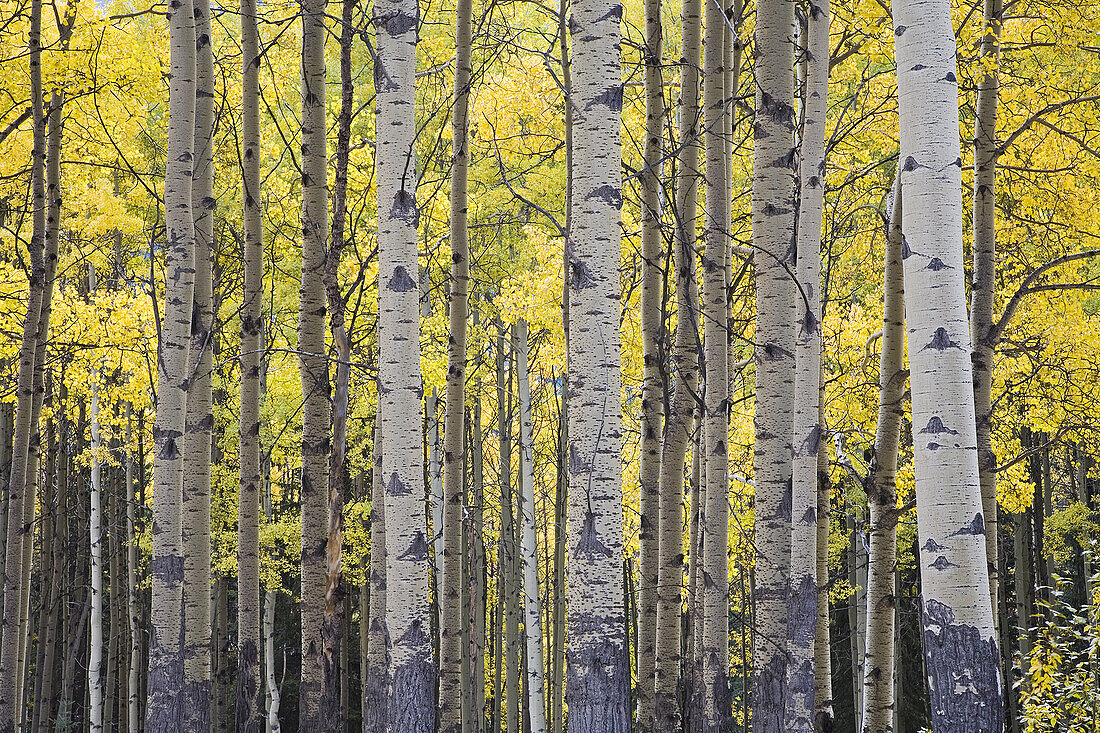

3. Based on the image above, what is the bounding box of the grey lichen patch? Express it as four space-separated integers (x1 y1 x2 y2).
150 554 184 586
921 599 1003 732
787 575 818 648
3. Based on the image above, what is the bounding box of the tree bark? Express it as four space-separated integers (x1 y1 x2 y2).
564 0 629 726
440 0 473 722
515 321 547 733
146 0 198 720
861 181 904 733
90 301 105 732
298 0 333 723
636 0 664 721
654 0 702 723
969 0 1004 628
364 413 387 733
373 0 434 724
236 0 264 725
787 1 829 729
893 0 1004 727
183 0 216 721
702 0 732 726
752 0 798 728
0 0 46 723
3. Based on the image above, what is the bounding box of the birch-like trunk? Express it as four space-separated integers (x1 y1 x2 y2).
146 0 197 720
183 0 216 720
565 0 628 726
515 320 547 733
752 0 797 728
90 349 104 733
440 0 473 722
236 0 264 724
364 413 388 733
787 1 829 729
969 0 1003 625
497 330 520 733
298 0 332 723
654 0 702 724
0 1 46 722
893 0 1004 727
861 181 905 733
813 410 834 733
263 483 282 733
374 0 434 724
125 409 141 733
701 0 731 727
321 1 355 722
635 0 664 723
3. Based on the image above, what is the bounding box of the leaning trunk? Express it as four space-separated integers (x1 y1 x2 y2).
861 181 905 733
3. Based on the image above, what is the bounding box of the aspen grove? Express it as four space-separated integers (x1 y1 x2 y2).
3 0 1100 729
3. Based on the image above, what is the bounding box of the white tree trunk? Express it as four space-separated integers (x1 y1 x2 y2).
861 180 905 733
564 0 628 726
516 320 547 733
90 360 104 733
374 0 434 725
787 0 829 729
893 0 1004 727
236 0 264 725
702 0 731 727
146 0 197 721
752 0 798 728
654 0 702 724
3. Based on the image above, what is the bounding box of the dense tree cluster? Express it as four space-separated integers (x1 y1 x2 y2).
0 0 1099 730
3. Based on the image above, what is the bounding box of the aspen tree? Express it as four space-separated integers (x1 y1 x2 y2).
145 0 198 719
701 0 731 726
636 0 664 721
813 393 833 733
564 0 628 726
0 0 46 723
969 0 1003 622
90 271 104 733
364 413 388 733
440 0 473 721
321 0 356 719
236 0 264 723
787 0 829 728
263 481 283 733
862 181 904 733
752 0 798 727
126 410 141 733
516 320 547 733
182 0 216 720
497 330 520 733
893 0 1004 727
374 0 434 723
298 0 333 722
655 0 702 723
